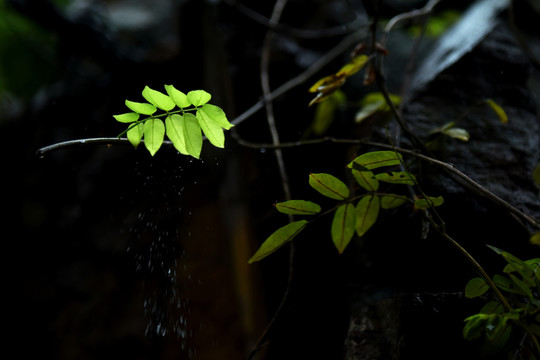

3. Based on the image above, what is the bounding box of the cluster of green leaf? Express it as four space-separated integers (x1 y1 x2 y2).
114 86 233 158
464 246 540 357
248 151 444 263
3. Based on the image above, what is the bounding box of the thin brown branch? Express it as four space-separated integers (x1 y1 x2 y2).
224 0 365 39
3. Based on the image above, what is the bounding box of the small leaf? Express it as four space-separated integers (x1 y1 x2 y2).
375 171 416 185
485 98 508 123
355 99 384 123
164 85 191 108
533 163 540 186
355 92 400 123
187 90 211 107
463 314 487 341
352 169 379 191
248 220 308 263
355 195 380 237
275 200 321 215
465 277 489 298
166 114 202 158
143 118 165 156
331 203 356 253
414 196 444 210
142 86 176 111
349 151 403 170
308 173 350 200
196 109 225 148
198 104 233 130
113 112 139 123
127 123 144 148
480 301 503 315
336 55 369 77
125 100 157 115
531 231 540 246
442 127 470 141
311 90 346 135
380 194 408 209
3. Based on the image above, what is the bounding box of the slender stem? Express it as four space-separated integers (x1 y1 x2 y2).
249 1 292 359
427 216 513 311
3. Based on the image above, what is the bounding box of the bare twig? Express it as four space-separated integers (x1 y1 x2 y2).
230 28 365 127
224 0 365 39
249 1 292 358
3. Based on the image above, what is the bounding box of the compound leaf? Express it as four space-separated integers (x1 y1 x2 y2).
143 118 165 156
331 203 356 253
125 100 157 115
164 84 191 108
375 171 416 185
248 220 308 263
355 195 380 237
275 200 321 215
127 122 144 148
187 90 211 107
198 104 233 130
349 151 403 170
309 173 349 200
142 86 175 111
352 169 379 191
465 277 489 298
113 112 139 123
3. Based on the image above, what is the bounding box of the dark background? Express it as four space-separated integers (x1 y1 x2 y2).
3 0 540 359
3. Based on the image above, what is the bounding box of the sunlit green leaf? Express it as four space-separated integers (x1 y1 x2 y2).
311 90 346 135
380 194 408 209
352 169 378 191
375 171 416 185
125 100 157 115
485 98 508 123
309 173 350 200
142 86 175 111
187 90 211 107
127 122 144 148
196 109 225 148
349 151 403 170
275 200 321 215
143 118 165 156
248 220 308 263
465 277 489 298
164 84 191 108
355 195 380 237
331 203 356 253
113 112 139 123
198 104 233 130
166 114 202 158
414 196 444 210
